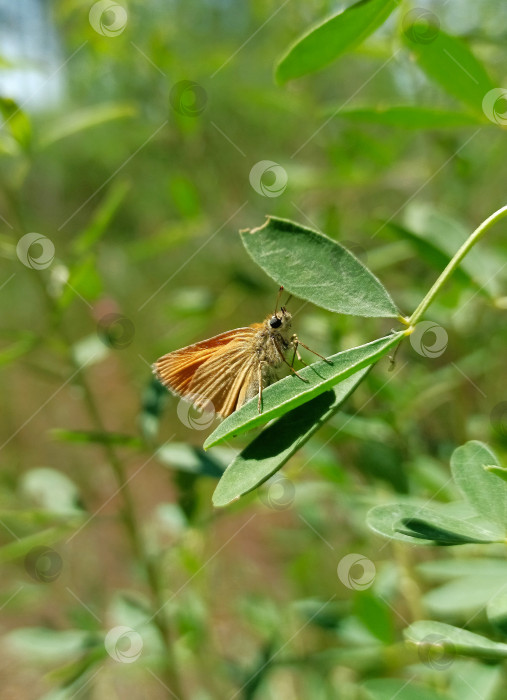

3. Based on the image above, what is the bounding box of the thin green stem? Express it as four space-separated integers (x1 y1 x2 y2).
408 204 507 327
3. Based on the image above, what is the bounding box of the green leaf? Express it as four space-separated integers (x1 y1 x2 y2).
20 468 83 516
332 106 484 129
275 0 398 83
405 621 507 660
487 593 507 636
0 527 70 564
450 441 507 528
362 679 449 700
402 26 495 114
0 332 38 366
484 464 507 483
367 503 503 545
4 628 91 665
156 443 225 478
72 179 130 256
51 429 143 449
205 332 403 449
240 217 398 317
212 368 370 506
424 575 507 618
39 103 137 148
58 256 103 310
0 98 32 150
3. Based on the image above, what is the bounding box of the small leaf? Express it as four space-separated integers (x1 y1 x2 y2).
240 217 398 317
484 464 507 484
331 105 484 129
156 443 225 478
0 332 38 366
424 575 507 618
275 0 398 83
0 527 70 564
51 429 143 449
205 333 404 449
0 98 32 150
402 26 495 114
39 102 137 148
20 468 83 515
212 369 370 506
367 503 503 545
405 621 507 660
4 628 91 665
451 441 507 528
72 179 130 256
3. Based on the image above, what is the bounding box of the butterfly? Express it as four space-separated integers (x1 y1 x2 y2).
153 288 327 419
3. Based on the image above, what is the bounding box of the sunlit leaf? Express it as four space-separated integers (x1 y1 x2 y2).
405 621 507 660
450 441 507 528
275 0 398 83
39 103 137 148
240 217 398 317
212 368 370 506
402 26 495 114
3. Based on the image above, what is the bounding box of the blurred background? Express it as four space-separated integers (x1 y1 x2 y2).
1 0 507 697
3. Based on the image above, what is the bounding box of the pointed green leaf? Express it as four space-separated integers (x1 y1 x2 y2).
330 105 484 129
240 217 398 317
484 464 507 484
275 0 398 83
212 368 370 506
367 503 503 545
205 332 403 449
402 26 495 114
405 621 507 660
39 103 137 148
451 441 507 528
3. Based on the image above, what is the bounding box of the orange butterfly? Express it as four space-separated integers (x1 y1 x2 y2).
153 289 326 418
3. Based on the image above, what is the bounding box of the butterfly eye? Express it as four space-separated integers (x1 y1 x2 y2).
269 316 282 329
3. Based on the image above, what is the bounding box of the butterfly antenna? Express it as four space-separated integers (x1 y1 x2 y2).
284 293 292 307
274 286 284 315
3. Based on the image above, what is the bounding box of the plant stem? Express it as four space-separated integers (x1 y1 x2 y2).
408 204 507 327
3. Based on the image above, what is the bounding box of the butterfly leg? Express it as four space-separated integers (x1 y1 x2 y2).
257 362 265 413
271 337 308 382
290 337 308 367
291 334 331 363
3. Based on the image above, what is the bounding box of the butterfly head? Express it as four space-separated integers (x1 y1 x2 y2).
267 306 292 335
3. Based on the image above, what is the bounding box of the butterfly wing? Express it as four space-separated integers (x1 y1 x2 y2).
153 326 260 417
